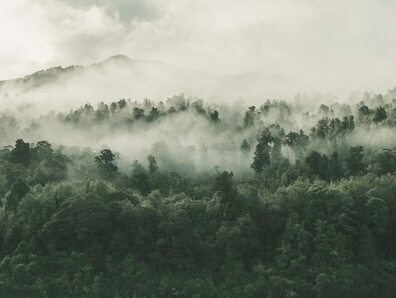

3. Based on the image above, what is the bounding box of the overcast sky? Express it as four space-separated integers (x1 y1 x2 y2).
1 0 396 93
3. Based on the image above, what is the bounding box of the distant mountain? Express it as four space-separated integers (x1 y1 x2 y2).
0 55 179 92
0 65 83 92
0 55 296 109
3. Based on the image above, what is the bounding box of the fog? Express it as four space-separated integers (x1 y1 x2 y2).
0 0 395 176
0 55 307 118
1 3 396 295
0 85 394 176
2 0 396 94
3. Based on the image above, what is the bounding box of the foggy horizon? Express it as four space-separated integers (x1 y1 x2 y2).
2 0 396 96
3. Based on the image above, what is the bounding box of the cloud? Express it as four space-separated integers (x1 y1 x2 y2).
59 0 163 23
1 0 396 95
0 0 125 78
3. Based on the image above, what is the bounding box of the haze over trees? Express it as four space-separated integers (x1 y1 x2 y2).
0 89 395 297
3 0 396 295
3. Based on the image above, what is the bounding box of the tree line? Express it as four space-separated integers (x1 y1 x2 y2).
0 91 395 297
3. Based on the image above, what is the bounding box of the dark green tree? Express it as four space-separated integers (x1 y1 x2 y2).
133 107 145 119
148 107 160 122
328 152 343 180
213 170 239 219
373 149 396 175
251 129 273 177
10 139 31 165
95 149 118 177
346 145 365 176
213 170 234 199
209 110 220 123
305 151 329 180
4 178 29 212
373 107 387 124
130 161 151 195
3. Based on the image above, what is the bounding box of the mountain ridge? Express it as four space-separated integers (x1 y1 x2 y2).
0 55 295 106
0 54 288 89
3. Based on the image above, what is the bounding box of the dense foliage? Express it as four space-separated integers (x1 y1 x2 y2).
0 91 396 297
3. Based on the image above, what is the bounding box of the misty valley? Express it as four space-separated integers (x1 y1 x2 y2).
0 85 395 297
4 0 396 296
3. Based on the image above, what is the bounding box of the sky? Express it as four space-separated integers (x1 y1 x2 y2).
1 0 396 93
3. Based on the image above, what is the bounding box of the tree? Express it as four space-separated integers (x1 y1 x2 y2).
213 170 234 199
305 151 329 180
284 132 299 147
191 99 206 115
130 161 151 195
284 130 308 160
83 103 94 115
365 197 389 235
10 139 31 165
147 155 158 175
4 178 29 212
213 170 238 219
328 152 343 180
251 129 273 177
110 102 117 113
240 139 251 154
341 115 355 131
346 145 365 176
319 104 330 115
34 140 54 161
278 212 310 271
357 105 371 123
243 106 256 128
373 149 396 175
36 140 53 154
148 107 160 122
271 138 283 164
95 102 110 122
328 118 342 139
296 129 309 147
44 194 111 251
133 107 145 119
373 107 387 124
168 106 177 114
95 149 117 178
209 110 220 123
118 99 127 109
312 118 329 139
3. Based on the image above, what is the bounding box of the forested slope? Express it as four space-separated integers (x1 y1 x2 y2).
0 90 395 297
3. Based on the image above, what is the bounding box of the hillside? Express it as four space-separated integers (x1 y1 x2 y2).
0 90 395 296
0 55 293 109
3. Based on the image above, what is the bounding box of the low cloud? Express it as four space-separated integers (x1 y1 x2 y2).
1 0 396 95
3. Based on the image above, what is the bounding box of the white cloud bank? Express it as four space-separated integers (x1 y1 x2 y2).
1 0 396 95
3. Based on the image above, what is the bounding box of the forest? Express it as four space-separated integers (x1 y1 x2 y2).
0 89 395 297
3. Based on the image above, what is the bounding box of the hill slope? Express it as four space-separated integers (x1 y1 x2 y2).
0 55 294 109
